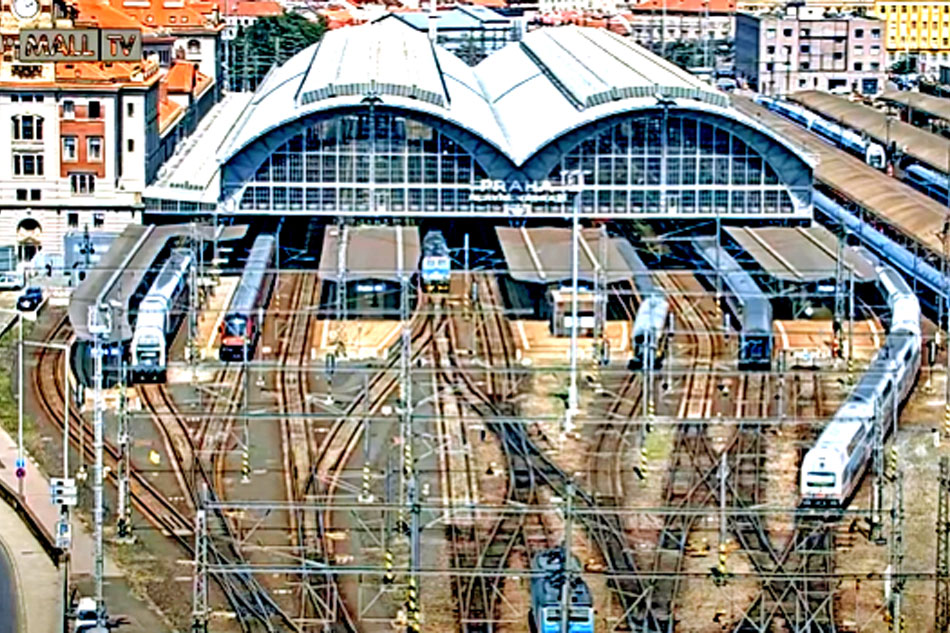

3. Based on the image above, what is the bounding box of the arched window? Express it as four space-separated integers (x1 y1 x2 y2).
187 39 201 55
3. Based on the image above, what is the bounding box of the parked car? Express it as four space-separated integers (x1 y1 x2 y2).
17 286 42 311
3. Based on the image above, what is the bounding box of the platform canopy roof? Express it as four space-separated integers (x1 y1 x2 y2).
69 224 248 342
734 95 950 256
219 21 811 173
790 90 950 174
880 90 950 124
725 225 877 283
318 225 421 282
496 227 633 284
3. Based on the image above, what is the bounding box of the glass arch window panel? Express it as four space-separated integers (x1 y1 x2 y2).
546 114 796 215
239 113 489 213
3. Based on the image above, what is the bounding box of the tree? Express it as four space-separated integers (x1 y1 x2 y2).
229 12 327 92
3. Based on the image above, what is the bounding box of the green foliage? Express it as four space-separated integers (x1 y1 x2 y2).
891 56 917 75
229 11 327 92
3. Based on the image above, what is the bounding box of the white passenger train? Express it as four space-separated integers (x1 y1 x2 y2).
800 264 921 507
130 249 194 383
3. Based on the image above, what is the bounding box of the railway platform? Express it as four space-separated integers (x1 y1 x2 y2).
68 223 246 345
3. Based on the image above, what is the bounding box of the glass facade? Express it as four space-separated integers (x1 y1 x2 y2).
546 116 796 215
239 113 488 214
234 111 798 217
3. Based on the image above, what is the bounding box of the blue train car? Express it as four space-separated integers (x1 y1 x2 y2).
530 549 594 633
696 241 773 370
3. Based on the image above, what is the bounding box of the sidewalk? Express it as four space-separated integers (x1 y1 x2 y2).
0 488 61 633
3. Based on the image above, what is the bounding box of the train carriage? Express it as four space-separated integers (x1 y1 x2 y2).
130 249 194 383
421 230 451 293
696 241 773 370
530 549 594 633
629 294 669 370
219 234 277 362
800 263 921 507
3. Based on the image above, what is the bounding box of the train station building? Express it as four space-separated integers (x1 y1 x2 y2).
148 20 818 221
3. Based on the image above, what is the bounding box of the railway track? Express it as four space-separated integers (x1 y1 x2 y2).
35 314 295 631
443 273 667 631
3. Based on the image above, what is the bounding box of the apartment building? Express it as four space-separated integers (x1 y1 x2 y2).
0 0 222 264
623 0 736 47
736 9 887 94
874 1 950 76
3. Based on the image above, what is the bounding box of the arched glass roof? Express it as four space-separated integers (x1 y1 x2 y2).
219 21 815 179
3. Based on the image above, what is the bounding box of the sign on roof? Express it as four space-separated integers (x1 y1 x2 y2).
19 28 142 63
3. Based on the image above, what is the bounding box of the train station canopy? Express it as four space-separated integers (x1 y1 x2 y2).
789 90 950 174
69 224 247 343
880 90 950 125
216 21 815 221
495 227 633 284
317 226 420 282
724 225 877 283
734 96 950 256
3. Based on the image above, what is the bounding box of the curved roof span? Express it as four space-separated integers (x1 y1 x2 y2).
219 22 814 187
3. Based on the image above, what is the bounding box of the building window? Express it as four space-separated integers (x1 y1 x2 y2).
801 28 811 36
127 139 134 152
800 44 811 53
187 39 201 55
801 61 811 69
855 44 864 53
13 153 43 176
767 45 776 54
63 136 77 161
766 62 775 71
88 101 101 118
16 189 26 201
67 212 79 228
766 28 776 38
855 62 864 70
12 115 43 141
833 51 844 60
70 173 95 195
93 213 104 227
87 137 103 162
30 189 40 201
63 100 75 119
127 103 134 117
871 62 881 70
855 28 864 37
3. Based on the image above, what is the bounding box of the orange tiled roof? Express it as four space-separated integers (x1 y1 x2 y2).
628 0 736 12
319 8 356 28
54 58 161 85
228 0 281 15
158 96 184 132
74 0 147 29
105 0 222 31
165 59 212 94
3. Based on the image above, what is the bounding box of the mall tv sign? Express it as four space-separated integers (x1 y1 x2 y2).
20 29 142 62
